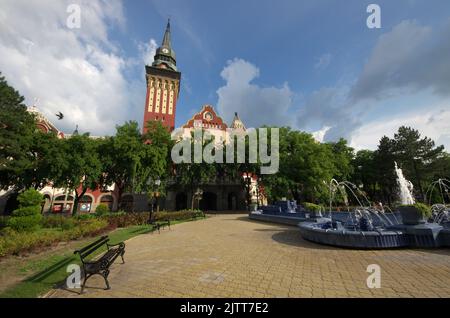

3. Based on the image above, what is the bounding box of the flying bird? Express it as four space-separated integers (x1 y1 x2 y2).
55 112 64 120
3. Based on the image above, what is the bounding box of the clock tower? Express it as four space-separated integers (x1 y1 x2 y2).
143 19 181 132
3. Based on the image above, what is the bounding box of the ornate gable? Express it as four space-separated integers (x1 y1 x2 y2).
182 105 228 131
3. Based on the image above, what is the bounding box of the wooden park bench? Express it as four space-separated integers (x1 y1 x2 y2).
148 218 171 233
191 211 206 220
74 236 125 293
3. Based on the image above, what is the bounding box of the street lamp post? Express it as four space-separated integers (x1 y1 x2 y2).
147 177 161 224
154 179 161 213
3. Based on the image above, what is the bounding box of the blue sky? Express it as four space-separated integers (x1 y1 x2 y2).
1 0 450 150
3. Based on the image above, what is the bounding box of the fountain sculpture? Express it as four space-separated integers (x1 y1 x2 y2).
250 163 450 248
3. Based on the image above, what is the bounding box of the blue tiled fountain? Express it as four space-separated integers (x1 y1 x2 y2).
249 174 450 249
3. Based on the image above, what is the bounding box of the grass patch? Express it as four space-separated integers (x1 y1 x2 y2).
0 216 205 298
0 224 153 298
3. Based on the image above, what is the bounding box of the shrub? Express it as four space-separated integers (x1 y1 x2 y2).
104 210 204 228
0 216 9 229
7 214 42 232
17 189 43 207
303 202 323 212
6 189 44 232
0 218 110 258
41 215 76 230
399 203 432 218
95 203 110 216
74 213 97 221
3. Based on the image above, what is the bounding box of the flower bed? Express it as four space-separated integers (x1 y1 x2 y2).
104 210 204 228
0 210 204 258
0 218 111 258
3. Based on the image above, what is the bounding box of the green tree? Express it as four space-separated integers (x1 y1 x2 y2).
326 138 354 181
23 131 65 190
174 130 217 210
351 150 378 201
54 134 103 215
136 120 173 212
373 136 397 205
262 128 337 204
7 189 43 232
0 73 36 190
98 121 143 209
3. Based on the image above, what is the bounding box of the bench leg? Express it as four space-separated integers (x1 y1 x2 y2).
121 250 125 264
102 270 111 290
80 273 91 294
80 276 87 294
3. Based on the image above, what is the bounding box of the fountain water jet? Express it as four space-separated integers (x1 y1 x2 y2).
394 162 415 205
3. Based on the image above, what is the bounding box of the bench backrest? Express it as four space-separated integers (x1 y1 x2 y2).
74 236 109 260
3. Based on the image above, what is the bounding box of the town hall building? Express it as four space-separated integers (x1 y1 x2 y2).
144 20 261 211
0 20 263 215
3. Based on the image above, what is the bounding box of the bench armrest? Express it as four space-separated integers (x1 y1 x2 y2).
106 242 125 250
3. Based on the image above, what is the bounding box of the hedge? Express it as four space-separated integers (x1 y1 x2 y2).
0 209 204 258
104 210 204 228
0 218 110 258
303 202 324 212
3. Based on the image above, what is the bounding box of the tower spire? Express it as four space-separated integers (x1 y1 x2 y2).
161 18 171 48
152 18 177 71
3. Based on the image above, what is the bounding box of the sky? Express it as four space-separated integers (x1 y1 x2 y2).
1 0 450 151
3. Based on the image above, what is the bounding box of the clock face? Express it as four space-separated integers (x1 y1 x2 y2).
162 48 169 54
204 112 213 121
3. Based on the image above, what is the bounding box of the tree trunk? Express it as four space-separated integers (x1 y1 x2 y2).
191 192 195 210
116 182 124 211
72 188 87 216
412 160 424 201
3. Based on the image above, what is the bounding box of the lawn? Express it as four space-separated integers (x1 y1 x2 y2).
0 218 198 298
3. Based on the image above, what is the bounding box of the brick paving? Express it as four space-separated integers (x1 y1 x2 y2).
48 214 450 298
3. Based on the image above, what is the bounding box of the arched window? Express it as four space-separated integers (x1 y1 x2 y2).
100 195 114 211
54 195 66 201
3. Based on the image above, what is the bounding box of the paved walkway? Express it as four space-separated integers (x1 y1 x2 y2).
48 214 450 298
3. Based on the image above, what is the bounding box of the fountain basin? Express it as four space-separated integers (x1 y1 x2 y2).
298 220 450 249
387 223 444 248
249 211 308 226
298 222 408 249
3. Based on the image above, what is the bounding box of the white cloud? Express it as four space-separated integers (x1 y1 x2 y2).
296 85 363 142
311 126 331 143
351 20 450 101
298 20 450 145
216 58 294 128
350 103 450 151
0 0 147 135
138 39 157 66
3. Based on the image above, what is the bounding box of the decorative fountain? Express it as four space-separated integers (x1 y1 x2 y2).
297 164 450 248
248 199 314 226
426 178 450 226
249 163 450 248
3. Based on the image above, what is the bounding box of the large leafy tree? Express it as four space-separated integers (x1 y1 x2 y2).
326 138 354 181
23 131 66 190
173 129 217 209
262 128 338 204
0 73 36 190
372 136 397 205
54 133 103 215
98 121 144 208
351 150 378 201
224 130 262 209
135 120 173 211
